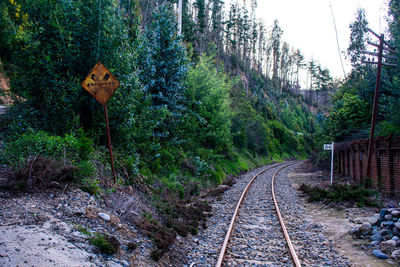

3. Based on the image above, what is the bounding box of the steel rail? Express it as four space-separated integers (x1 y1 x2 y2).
271 163 302 267
215 163 285 267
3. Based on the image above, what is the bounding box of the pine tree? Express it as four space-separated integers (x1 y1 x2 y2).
210 0 224 60
257 22 265 73
182 0 197 43
194 0 208 54
279 42 290 92
347 8 369 72
293 49 305 87
271 19 282 87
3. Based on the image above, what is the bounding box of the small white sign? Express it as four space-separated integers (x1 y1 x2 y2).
324 144 333 150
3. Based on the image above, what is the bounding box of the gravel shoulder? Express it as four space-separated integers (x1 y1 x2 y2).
288 161 395 266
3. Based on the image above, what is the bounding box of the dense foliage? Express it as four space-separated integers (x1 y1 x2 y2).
0 0 316 195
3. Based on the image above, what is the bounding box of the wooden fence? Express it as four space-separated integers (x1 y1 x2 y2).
335 136 400 194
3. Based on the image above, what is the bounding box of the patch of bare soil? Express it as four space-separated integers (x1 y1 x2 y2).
0 184 170 267
289 160 395 267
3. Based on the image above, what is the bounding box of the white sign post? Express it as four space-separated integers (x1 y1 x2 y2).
324 142 334 185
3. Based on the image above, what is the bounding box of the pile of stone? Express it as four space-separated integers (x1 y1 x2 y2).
350 206 400 260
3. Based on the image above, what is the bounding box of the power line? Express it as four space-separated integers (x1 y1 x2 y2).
329 1 347 79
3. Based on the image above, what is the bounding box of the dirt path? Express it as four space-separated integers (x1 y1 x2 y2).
288 162 395 266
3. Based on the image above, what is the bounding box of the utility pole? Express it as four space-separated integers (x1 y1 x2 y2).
362 28 398 178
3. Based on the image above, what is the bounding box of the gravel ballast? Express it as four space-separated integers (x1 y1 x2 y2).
184 162 349 266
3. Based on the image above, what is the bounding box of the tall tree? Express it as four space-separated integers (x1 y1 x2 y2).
194 0 208 54
307 59 317 104
293 49 305 87
271 19 282 87
257 22 266 73
210 0 224 60
347 8 369 73
279 42 290 91
182 0 197 43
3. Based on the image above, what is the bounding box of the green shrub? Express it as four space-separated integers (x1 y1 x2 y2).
74 161 96 180
90 233 119 255
160 173 185 199
212 166 226 185
0 130 83 167
76 128 94 161
75 225 91 236
299 183 380 207
80 177 102 196
122 155 139 179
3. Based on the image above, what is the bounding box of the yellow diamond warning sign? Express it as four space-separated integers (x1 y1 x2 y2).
81 62 120 105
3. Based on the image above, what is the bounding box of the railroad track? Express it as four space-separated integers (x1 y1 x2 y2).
187 162 348 266
216 162 301 266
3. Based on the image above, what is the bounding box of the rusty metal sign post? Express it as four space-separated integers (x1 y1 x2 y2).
82 62 120 183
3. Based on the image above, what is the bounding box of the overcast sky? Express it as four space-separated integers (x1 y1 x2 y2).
252 0 389 84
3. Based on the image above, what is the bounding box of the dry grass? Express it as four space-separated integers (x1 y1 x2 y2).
1 155 77 191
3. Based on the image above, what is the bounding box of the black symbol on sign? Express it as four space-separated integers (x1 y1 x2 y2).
90 73 111 82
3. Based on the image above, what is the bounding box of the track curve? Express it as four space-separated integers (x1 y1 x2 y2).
216 162 301 266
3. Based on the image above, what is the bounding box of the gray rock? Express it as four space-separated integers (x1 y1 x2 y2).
395 222 400 229
106 260 122 267
382 240 397 247
349 228 359 236
64 206 85 216
372 229 380 235
381 209 388 219
393 227 400 237
392 210 400 217
371 233 384 242
369 241 380 247
385 214 393 221
373 249 389 259
351 218 364 224
64 206 75 216
98 212 111 222
358 223 372 235
74 208 86 216
380 228 392 236
369 214 380 226
391 249 400 259
382 221 395 229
